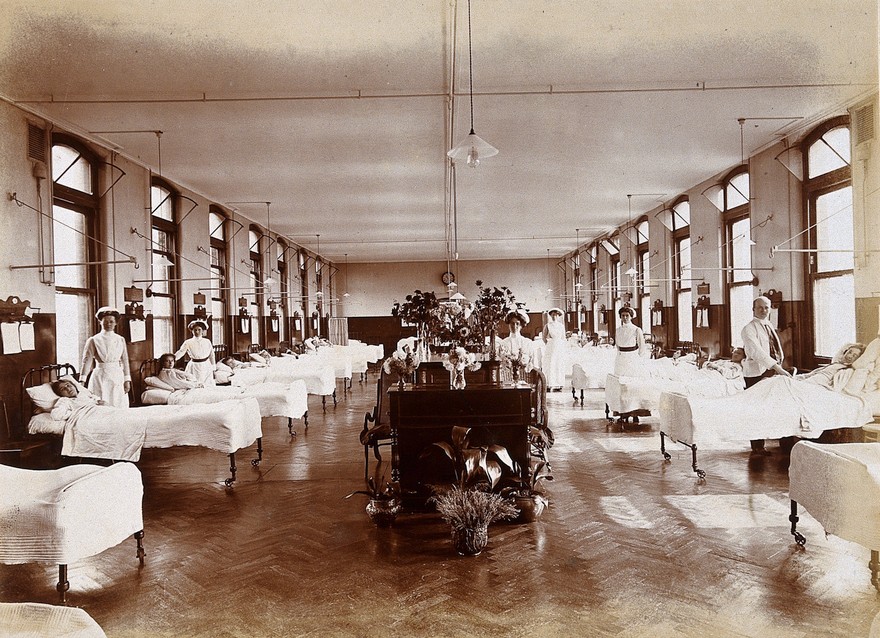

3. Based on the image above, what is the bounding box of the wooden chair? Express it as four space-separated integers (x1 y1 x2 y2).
359 369 395 481
528 369 553 469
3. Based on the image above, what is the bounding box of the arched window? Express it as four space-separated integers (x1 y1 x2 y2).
209 208 228 346
671 199 692 342
52 136 98 367
150 179 178 357
721 168 753 350
803 117 854 361
299 250 309 338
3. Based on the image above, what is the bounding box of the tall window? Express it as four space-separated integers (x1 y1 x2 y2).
672 199 692 342
275 240 288 342
589 248 599 334
804 118 854 360
248 228 262 347
209 208 227 346
635 220 650 332
151 180 178 357
315 260 324 335
52 137 97 367
298 250 308 339
722 169 754 349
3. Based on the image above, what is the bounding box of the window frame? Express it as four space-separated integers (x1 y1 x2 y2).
150 178 180 357
671 198 692 343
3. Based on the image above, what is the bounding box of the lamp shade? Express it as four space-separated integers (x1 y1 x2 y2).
448 132 499 168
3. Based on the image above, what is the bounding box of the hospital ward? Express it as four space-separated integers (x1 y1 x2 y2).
2 1 880 636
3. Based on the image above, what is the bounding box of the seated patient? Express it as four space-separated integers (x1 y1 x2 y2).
50 379 105 420
157 353 204 390
795 342 865 390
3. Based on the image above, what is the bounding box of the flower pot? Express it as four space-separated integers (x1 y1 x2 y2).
366 498 400 527
397 374 407 390
452 525 488 556
513 494 546 523
450 368 466 390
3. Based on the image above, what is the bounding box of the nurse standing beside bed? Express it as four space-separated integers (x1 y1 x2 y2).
174 319 216 387
79 306 131 408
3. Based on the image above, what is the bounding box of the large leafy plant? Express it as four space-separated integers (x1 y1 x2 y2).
472 281 520 352
423 425 519 491
391 289 441 343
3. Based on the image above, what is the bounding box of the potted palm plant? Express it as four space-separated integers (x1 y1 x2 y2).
424 425 520 555
345 476 401 527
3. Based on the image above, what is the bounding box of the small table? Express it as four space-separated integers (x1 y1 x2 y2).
389 383 532 508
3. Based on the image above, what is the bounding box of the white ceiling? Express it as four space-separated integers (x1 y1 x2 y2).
1 0 877 262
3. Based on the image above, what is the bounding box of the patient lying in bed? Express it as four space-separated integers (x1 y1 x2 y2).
49 379 105 419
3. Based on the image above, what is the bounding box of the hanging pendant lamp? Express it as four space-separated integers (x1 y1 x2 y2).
447 0 498 168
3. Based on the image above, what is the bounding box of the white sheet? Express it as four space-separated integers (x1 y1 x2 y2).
568 344 617 389
660 376 873 446
29 399 262 461
0 602 108 638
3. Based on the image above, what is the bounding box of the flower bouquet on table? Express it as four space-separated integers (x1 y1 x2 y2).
382 347 420 388
501 347 531 384
443 346 481 390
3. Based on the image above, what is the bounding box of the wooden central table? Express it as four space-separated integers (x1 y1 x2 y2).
388 383 532 508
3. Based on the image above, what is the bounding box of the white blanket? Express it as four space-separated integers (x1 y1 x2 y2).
144 381 307 419
36 399 261 461
607 367 743 414
660 376 873 446
569 344 617 389
232 360 336 395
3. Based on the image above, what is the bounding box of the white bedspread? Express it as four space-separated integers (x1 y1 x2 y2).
790 442 880 551
660 376 873 446
233 359 336 395
607 366 743 414
31 399 262 461
143 381 308 419
569 344 617 389
0 463 143 564
0 602 108 638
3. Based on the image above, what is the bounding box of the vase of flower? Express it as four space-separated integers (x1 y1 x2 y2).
366 497 401 527
451 368 467 390
511 364 522 385
452 524 489 556
397 373 407 390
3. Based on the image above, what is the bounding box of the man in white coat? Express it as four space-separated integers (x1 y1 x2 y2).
741 295 790 452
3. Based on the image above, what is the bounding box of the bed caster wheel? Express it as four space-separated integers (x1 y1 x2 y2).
662 452 671 462
695 469 706 479
224 478 235 487
793 531 806 547
251 459 260 467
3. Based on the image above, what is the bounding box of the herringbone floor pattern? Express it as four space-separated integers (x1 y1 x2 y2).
2 381 878 637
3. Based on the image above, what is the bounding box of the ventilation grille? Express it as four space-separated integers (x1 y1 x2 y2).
27 122 47 163
854 103 875 146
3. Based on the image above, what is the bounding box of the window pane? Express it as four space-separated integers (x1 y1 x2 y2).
636 220 649 244
151 186 174 221
726 172 749 209
815 186 854 272
677 237 691 282
728 284 755 349
251 309 261 347
249 230 260 253
813 274 855 358
640 295 651 332
55 292 92 368
730 217 752 282
808 127 851 179
672 201 690 230
209 212 225 240
211 300 225 346
677 290 692 342
52 144 92 194
152 296 175 358
52 205 88 288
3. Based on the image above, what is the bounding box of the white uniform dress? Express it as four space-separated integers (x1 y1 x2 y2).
541 320 567 388
613 323 646 377
174 337 216 387
80 330 131 408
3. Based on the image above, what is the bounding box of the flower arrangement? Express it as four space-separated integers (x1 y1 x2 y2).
443 346 481 373
501 347 531 382
382 347 420 385
432 486 518 532
472 281 518 356
391 290 441 349
434 301 476 349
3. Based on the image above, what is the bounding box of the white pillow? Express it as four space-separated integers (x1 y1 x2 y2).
26 383 59 412
853 337 880 370
144 375 176 392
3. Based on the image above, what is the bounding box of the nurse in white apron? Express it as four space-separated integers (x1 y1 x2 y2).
80 306 132 407
613 306 646 377
174 319 216 386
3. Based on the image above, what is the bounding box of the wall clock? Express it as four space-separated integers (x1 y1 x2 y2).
441 271 455 285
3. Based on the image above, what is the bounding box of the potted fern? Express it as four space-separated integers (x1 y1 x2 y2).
345 475 401 527
424 425 520 555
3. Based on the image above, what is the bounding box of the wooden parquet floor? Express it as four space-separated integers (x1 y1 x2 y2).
2 381 879 637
